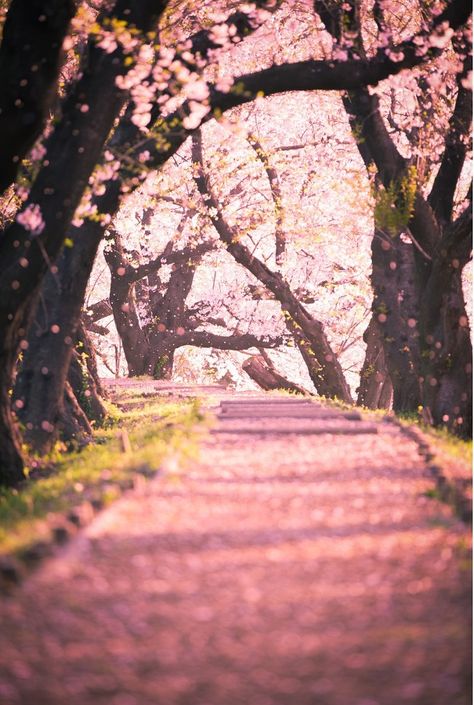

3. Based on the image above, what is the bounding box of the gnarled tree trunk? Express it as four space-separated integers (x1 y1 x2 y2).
14 214 114 454
62 381 93 448
419 250 472 436
336 77 471 434
68 324 107 428
357 315 393 409
370 228 422 412
0 0 168 484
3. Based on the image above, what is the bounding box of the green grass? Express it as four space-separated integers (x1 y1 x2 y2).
395 412 472 467
0 393 207 556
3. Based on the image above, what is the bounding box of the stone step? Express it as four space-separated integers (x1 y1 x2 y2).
218 408 361 420
220 398 314 405
212 419 378 435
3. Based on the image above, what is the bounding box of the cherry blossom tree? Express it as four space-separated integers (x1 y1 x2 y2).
0 0 470 484
102 220 287 376
191 127 354 402
314 0 472 434
0 0 284 481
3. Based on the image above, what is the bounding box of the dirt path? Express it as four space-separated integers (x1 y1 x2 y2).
0 394 470 705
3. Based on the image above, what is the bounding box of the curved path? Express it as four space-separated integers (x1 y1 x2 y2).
0 394 470 705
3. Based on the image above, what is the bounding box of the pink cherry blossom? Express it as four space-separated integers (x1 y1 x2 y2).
183 79 210 102
97 32 118 54
29 143 47 162
183 102 211 130
16 203 45 236
215 75 234 93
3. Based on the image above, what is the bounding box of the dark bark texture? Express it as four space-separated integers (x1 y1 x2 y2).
102 226 285 379
0 0 76 194
357 315 393 409
14 214 113 453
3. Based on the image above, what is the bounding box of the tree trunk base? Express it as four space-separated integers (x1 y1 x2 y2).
0 414 26 486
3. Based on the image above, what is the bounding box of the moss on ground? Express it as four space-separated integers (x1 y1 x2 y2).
0 391 207 557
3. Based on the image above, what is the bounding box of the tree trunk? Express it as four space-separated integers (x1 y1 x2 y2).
370 228 422 412
419 257 472 436
146 251 200 379
105 236 154 376
282 310 353 401
339 79 471 435
112 278 153 376
61 381 93 448
0 347 24 486
0 0 167 484
357 315 393 409
243 355 309 394
149 340 176 380
14 216 113 454
68 348 106 428
78 322 108 402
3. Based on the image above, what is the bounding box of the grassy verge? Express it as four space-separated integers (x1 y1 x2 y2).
356 405 471 521
325 395 471 470
396 413 472 465
0 390 207 559
397 416 472 522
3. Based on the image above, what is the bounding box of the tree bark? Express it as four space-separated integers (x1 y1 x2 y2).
15 213 116 454
68 344 107 429
418 222 472 436
339 83 471 430
370 228 422 412
104 232 154 376
147 254 201 378
357 315 393 409
0 0 76 194
1 363 24 485
78 322 107 402
61 381 93 449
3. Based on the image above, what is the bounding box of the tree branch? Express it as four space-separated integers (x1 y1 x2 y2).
343 89 442 259
246 132 285 264
442 200 473 267
114 0 471 181
84 298 113 323
428 60 472 223
170 330 284 351
191 129 353 402
127 241 215 283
